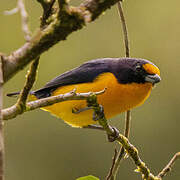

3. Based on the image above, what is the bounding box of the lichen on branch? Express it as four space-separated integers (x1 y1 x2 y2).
2 0 123 83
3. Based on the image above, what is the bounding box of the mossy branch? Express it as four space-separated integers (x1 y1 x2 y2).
2 89 106 120
16 58 40 113
86 94 180 180
37 0 56 28
2 0 123 83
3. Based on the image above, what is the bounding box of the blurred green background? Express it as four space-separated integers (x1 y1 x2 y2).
1 0 180 180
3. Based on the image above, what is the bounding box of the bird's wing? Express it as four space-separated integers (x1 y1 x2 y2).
33 58 113 98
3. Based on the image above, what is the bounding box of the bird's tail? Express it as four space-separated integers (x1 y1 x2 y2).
6 91 37 101
6 91 21 97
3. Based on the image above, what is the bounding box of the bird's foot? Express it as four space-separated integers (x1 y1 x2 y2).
107 126 120 142
92 105 104 121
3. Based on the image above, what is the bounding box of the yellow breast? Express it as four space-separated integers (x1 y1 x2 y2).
42 73 152 127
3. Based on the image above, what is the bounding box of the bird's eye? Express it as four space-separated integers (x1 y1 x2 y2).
136 65 142 72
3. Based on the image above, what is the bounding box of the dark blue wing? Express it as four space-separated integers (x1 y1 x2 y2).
33 58 114 98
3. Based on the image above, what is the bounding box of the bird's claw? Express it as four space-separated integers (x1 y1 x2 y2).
107 126 120 142
92 105 104 121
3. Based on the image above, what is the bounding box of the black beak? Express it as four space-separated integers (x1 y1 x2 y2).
145 74 161 84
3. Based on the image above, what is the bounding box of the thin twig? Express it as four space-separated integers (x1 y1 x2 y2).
117 1 129 57
117 2 131 163
37 0 56 28
107 2 131 179
4 0 31 41
116 0 131 167
0 57 4 180
3 89 106 120
157 152 180 178
4 8 19 15
106 148 118 180
17 0 31 41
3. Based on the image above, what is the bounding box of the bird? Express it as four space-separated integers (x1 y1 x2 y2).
7 58 161 128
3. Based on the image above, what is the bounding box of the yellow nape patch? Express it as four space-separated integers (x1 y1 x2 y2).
143 63 160 76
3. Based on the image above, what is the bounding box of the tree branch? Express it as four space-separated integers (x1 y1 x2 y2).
5 0 40 118
3 85 180 180
0 57 4 180
37 0 56 28
157 152 180 179
87 95 180 180
2 0 122 83
16 58 39 112
87 94 160 180
3 89 106 120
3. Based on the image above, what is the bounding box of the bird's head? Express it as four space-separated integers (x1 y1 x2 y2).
112 58 161 85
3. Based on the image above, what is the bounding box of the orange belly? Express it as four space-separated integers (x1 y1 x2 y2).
42 73 152 127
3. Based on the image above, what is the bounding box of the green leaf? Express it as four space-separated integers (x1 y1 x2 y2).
76 175 100 180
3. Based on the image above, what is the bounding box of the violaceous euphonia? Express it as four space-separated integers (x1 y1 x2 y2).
8 58 161 127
